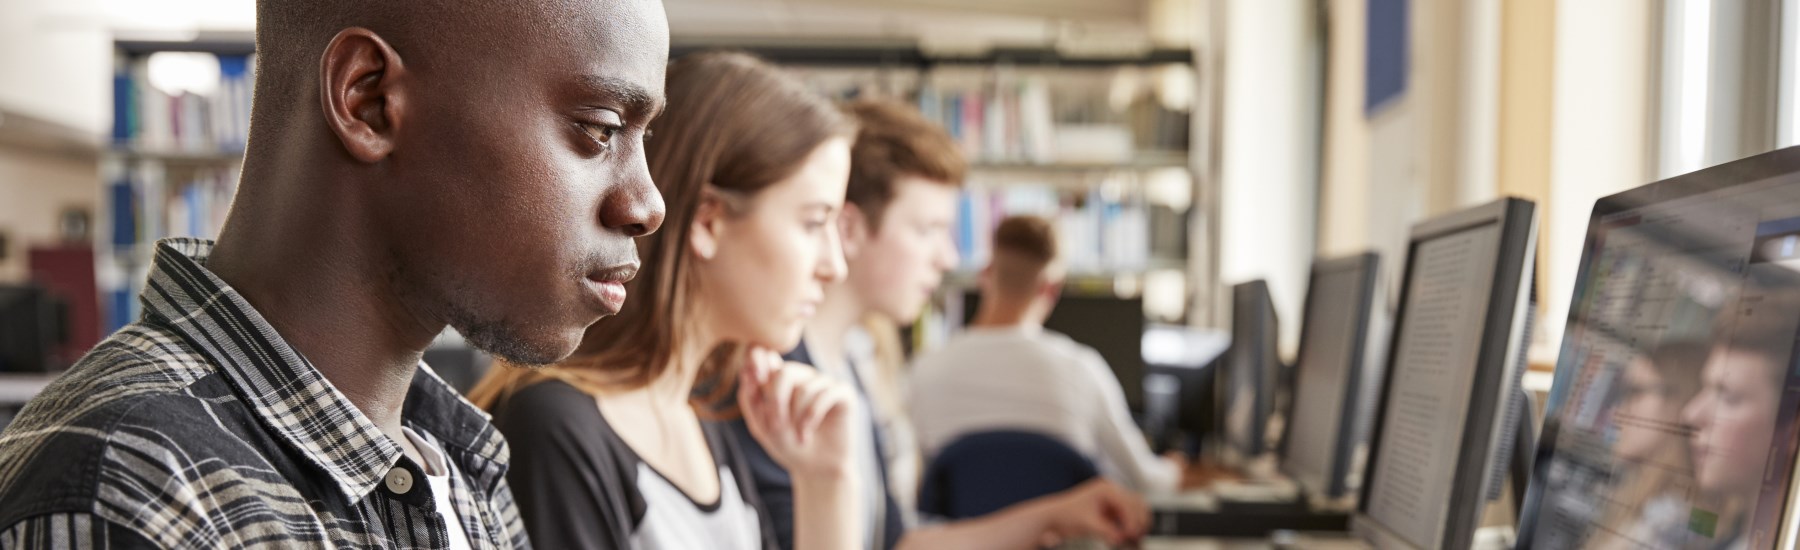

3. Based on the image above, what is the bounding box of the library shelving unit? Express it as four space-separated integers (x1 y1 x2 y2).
747 41 1209 351
98 36 1211 353
101 33 255 332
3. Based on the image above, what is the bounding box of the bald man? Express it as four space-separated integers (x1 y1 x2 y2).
0 0 667 547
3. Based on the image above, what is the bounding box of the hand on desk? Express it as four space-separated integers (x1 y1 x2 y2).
1178 456 1244 491
1037 479 1151 548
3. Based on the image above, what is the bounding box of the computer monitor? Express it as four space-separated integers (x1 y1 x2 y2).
1217 280 1280 460
1353 197 1538 550
1518 146 1800 550
1280 252 1386 501
0 284 68 373
958 292 1148 411
1142 324 1230 454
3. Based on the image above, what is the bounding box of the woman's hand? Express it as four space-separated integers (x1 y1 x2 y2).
737 346 857 479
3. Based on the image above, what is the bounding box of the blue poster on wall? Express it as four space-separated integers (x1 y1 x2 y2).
1365 0 1408 116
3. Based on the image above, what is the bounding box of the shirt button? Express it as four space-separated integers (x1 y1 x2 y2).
385 467 414 495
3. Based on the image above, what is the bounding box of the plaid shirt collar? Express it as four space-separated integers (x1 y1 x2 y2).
142 238 509 505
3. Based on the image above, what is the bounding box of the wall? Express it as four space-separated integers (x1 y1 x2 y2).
1541 0 1653 355
1317 0 1655 365
1497 0 1556 356
1215 0 1321 355
0 146 98 282
1317 0 1370 258
1320 0 1501 299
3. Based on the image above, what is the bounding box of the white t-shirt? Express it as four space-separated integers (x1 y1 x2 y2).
907 325 1179 494
629 464 764 550
402 427 474 550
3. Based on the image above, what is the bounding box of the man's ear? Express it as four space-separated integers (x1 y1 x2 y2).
838 202 871 261
1039 279 1063 303
689 189 731 260
319 27 408 163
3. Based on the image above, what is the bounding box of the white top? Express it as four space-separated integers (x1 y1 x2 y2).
907 326 1179 494
629 464 764 550
401 427 474 550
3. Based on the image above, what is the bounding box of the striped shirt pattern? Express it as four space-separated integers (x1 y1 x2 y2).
0 239 530 549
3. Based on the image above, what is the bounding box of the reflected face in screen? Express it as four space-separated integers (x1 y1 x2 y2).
1612 357 1689 463
1683 346 1783 497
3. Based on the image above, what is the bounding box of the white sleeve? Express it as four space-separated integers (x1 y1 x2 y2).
1083 349 1180 494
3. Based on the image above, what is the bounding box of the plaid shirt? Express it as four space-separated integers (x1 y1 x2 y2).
0 239 530 549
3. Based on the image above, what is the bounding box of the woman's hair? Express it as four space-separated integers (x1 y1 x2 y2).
468 51 855 409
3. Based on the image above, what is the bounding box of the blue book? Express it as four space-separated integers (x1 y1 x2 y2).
109 181 136 247
945 95 962 141
111 73 134 144
955 191 976 267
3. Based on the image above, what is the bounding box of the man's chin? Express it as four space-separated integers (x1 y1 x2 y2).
457 324 580 368
887 302 928 326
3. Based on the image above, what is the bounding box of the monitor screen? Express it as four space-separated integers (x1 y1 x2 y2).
1522 147 1800 550
1362 222 1505 548
1283 254 1380 498
1220 280 1279 457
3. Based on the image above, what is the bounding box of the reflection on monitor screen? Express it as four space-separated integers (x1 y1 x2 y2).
1526 152 1800 550
1363 223 1503 548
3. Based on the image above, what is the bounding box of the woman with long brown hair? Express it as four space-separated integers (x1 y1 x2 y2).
467 51 862 549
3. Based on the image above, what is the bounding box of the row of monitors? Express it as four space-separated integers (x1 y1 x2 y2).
1215 195 1536 549
1208 145 1800 549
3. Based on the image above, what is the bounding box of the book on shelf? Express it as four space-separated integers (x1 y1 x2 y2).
111 53 255 154
930 79 1061 165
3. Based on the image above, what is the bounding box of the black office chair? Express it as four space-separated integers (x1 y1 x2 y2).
917 430 1099 519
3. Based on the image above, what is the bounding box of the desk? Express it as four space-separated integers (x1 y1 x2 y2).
1155 461 1348 539
1136 527 1517 549
1140 534 1368 550
0 373 55 405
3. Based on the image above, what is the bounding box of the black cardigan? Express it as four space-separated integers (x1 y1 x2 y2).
489 378 779 549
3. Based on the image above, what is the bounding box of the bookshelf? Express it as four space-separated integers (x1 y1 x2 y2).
782 53 1205 330
97 37 1208 333
101 36 252 332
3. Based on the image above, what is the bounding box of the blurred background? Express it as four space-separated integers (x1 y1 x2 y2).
0 0 1793 414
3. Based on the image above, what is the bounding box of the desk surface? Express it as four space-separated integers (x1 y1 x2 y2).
0 373 56 405
1141 534 1368 550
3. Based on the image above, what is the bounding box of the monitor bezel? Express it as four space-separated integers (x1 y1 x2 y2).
1278 251 1382 500
1515 145 1800 549
1353 197 1539 550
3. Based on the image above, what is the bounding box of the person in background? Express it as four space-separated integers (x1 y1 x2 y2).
467 52 862 550
727 99 1151 550
909 216 1185 496
0 0 669 546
